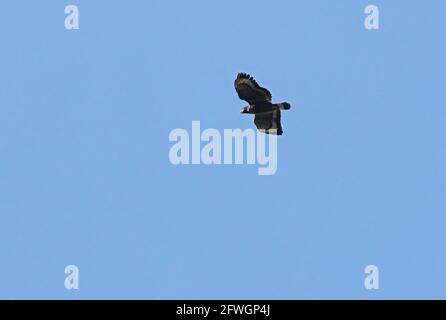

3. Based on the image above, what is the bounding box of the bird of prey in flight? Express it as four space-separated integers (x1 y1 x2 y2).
235 73 291 135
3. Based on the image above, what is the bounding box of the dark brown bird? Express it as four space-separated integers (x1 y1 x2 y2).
235 73 291 135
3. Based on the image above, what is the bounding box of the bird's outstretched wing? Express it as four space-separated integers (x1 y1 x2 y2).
234 73 272 104
254 110 283 135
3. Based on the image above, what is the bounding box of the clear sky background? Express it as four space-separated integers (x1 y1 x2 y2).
0 1 445 299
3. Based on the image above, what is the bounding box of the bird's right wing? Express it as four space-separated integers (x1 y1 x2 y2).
254 110 283 135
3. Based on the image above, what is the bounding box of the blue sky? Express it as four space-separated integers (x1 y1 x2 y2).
0 0 445 299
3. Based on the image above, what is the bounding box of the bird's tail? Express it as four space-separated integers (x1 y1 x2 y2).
275 102 291 110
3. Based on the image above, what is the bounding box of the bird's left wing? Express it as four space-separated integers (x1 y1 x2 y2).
234 73 272 104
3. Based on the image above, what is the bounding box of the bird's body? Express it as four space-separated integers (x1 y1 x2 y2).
234 73 291 135
241 101 290 114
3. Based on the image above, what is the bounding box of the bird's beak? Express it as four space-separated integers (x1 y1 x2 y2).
240 108 245 113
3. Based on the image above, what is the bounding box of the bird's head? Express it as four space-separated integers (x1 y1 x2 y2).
240 106 251 114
